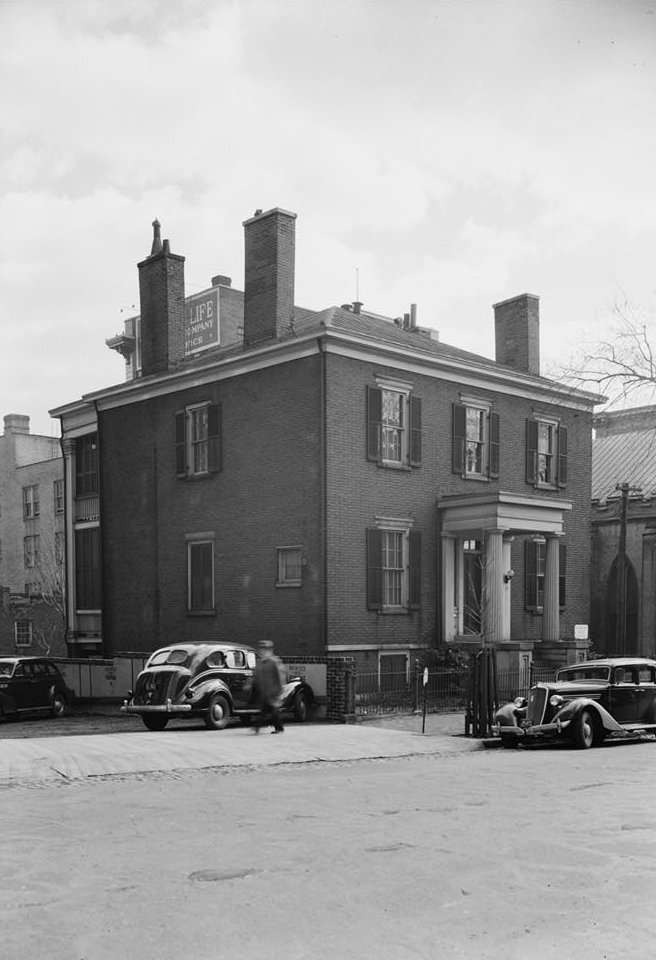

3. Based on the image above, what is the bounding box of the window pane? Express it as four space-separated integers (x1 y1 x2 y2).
190 407 209 474
381 390 404 462
278 547 302 584
382 531 404 605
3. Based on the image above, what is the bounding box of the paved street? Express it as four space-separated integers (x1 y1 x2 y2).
2 714 656 960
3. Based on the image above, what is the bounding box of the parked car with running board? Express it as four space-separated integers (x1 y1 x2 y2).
122 642 314 731
489 657 656 749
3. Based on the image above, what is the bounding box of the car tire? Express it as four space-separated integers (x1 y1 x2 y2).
142 715 169 731
51 693 66 718
205 694 231 730
572 709 599 749
293 690 310 723
500 735 519 749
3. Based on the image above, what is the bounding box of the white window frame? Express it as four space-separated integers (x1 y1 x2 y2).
15 620 33 647
376 377 412 466
23 485 40 519
276 546 303 587
54 479 64 514
188 404 210 476
536 417 557 487
374 516 413 610
461 396 491 479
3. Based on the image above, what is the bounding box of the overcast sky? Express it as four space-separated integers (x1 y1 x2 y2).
1 0 655 437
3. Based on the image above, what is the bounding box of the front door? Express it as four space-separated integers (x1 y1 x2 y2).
463 540 482 635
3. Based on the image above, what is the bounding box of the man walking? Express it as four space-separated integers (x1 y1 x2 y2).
252 640 286 733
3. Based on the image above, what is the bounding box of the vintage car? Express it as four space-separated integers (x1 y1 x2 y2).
121 642 314 731
492 657 656 749
0 656 74 721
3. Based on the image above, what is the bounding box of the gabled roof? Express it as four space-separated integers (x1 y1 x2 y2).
592 411 656 502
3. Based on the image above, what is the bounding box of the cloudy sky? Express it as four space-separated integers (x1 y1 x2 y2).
1 0 655 437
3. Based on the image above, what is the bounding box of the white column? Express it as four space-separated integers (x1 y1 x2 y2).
483 530 505 646
502 537 513 641
441 534 457 641
543 534 561 643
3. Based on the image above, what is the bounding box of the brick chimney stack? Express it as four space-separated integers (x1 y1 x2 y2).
243 207 296 347
493 293 540 376
138 219 185 376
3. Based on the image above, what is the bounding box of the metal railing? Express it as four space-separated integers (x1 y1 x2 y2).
355 668 469 716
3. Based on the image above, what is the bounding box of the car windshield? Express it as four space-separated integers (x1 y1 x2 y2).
147 649 190 667
0 661 16 678
556 665 610 682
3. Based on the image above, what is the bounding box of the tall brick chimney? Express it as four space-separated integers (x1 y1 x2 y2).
243 207 296 347
138 219 185 376
493 293 540 376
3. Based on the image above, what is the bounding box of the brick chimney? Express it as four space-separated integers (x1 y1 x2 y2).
243 207 296 347
493 293 540 376
3 414 30 435
138 219 185 376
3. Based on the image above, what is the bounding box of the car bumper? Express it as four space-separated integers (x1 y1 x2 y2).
495 718 573 742
121 700 193 716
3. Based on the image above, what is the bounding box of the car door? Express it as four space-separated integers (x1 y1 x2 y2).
31 660 52 709
608 665 639 723
634 665 656 723
10 661 36 710
224 649 253 709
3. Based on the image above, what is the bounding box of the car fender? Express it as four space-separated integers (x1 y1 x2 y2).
553 698 624 733
186 677 233 707
281 678 313 708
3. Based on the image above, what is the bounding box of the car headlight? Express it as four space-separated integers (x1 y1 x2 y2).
550 694 564 708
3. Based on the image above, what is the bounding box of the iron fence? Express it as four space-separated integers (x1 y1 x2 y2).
354 663 558 718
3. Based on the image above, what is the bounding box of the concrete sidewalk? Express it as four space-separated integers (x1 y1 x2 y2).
0 713 475 785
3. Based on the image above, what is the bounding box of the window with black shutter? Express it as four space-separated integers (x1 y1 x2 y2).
366 383 421 468
525 539 566 611
367 524 421 612
452 401 499 479
175 402 221 479
526 417 568 488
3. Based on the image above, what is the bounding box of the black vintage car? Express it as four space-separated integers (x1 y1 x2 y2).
492 657 656 749
0 656 74 721
122 642 314 731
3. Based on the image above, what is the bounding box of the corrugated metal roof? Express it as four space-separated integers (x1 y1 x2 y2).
592 426 656 501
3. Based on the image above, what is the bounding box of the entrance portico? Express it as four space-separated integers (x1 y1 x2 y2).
438 491 572 647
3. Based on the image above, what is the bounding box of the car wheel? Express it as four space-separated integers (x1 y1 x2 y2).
572 709 599 749
205 694 230 730
51 693 66 718
500 735 519 749
142 715 169 731
293 690 310 723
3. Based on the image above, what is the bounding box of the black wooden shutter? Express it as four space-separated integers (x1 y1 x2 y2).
525 540 538 608
208 403 221 473
367 386 382 462
489 411 500 478
366 528 383 610
557 424 568 488
175 412 186 477
452 403 466 474
559 542 567 607
526 419 538 484
409 396 422 466
409 529 421 609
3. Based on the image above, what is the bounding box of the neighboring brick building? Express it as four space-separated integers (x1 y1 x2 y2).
0 415 66 656
591 405 656 658
51 208 600 676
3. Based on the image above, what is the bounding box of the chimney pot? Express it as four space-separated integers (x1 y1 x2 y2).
151 219 162 255
352 301 363 315
212 275 232 287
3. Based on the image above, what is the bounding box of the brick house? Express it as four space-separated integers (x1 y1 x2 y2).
51 207 600 677
591 405 656 658
0 414 66 656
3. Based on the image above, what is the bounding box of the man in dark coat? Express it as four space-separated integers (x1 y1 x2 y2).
252 640 286 734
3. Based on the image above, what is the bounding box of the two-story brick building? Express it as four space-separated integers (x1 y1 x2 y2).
51 207 600 677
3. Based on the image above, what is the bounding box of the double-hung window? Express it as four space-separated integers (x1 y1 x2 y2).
15 621 33 647
525 539 566 610
367 522 421 612
23 485 40 519
367 381 421 468
187 537 215 613
526 417 567 488
54 479 64 514
277 546 303 587
24 535 40 569
76 434 99 495
176 403 221 478
452 400 499 479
